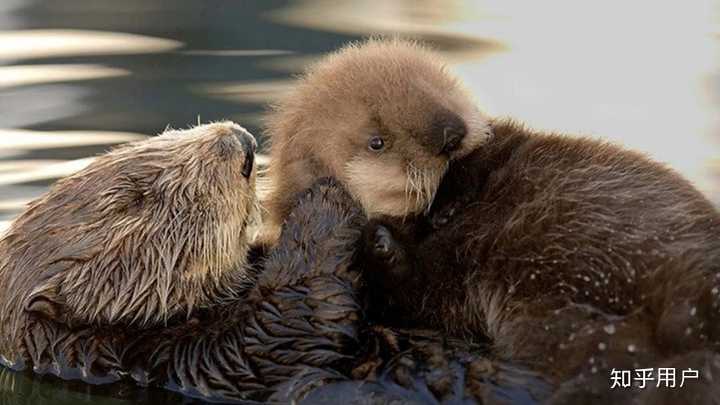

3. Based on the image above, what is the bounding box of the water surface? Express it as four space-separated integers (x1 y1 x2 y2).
1 0 718 403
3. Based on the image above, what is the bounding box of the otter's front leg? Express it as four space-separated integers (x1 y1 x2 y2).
245 179 368 401
362 220 414 288
361 219 466 332
129 179 368 403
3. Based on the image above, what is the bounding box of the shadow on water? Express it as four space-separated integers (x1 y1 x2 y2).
0 368 193 405
0 0 719 403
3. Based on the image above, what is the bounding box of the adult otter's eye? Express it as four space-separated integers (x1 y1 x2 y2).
368 136 385 152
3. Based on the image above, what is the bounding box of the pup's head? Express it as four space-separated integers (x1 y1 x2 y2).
265 38 491 225
0 122 259 331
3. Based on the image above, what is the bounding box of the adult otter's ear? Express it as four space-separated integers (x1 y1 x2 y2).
25 295 62 319
24 272 70 322
24 287 66 321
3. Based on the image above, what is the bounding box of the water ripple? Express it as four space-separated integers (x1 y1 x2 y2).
0 129 146 150
0 64 129 89
0 29 182 60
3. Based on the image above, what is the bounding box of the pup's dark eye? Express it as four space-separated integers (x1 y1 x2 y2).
368 136 385 151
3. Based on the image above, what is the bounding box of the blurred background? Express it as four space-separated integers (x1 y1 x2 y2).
0 0 718 235
0 1 718 402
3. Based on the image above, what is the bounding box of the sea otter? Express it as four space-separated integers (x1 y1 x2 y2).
0 121 547 403
262 38 492 240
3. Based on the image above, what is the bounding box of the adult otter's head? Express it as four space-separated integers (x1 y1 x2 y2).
0 122 259 331
264 38 491 228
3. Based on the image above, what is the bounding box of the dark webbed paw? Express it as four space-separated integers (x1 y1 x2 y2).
285 177 364 233
264 177 367 284
369 225 402 265
362 221 412 288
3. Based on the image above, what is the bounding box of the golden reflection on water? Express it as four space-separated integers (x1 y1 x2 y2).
0 129 146 149
270 0 506 63
0 65 129 89
0 29 181 60
181 49 294 57
0 157 95 187
198 80 293 103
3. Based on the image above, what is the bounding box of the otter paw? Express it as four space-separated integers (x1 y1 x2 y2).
372 226 397 261
366 224 404 266
362 222 412 286
288 178 365 229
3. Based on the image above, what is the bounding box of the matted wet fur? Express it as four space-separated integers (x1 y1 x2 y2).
263 38 492 239
0 114 548 403
0 122 260 364
0 179 552 404
364 119 720 403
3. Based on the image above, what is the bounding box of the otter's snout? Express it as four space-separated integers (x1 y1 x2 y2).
213 124 256 179
230 126 256 178
242 147 254 179
239 138 256 179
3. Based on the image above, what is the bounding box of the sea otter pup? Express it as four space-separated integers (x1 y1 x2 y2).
364 120 720 401
262 38 492 238
0 122 260 366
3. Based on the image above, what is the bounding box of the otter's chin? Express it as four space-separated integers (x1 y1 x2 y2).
345 157 446 218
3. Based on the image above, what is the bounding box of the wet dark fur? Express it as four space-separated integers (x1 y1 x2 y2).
1 180 551 404
364 119 720 402
0 180 365 402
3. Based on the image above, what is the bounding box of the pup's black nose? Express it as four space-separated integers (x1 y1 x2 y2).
233 128 256 179
430 111 467 156
441 123 467 155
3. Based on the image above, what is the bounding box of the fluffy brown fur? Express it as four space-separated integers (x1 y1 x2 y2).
364 119 720 401
0 122 260 362
263 38 491 237
263 38 720 401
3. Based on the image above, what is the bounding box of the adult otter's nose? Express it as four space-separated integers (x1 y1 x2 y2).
440 123 467 155
233 128 256 178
